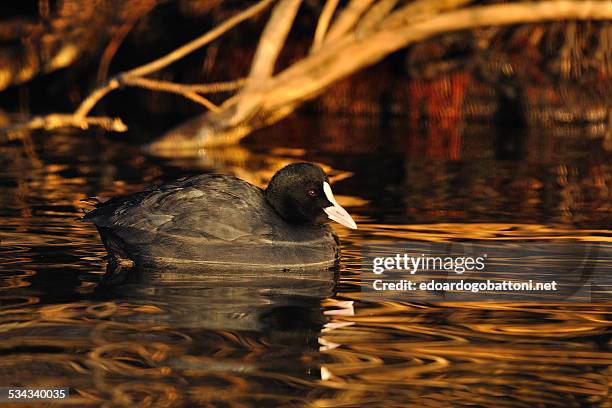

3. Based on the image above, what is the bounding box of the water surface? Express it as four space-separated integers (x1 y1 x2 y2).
0 117 610 407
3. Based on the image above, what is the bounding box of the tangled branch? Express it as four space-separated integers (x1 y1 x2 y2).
150 0 612 152
0 0 273 137
2 0 610 150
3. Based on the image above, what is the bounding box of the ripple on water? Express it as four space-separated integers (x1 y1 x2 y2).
0 124 610 406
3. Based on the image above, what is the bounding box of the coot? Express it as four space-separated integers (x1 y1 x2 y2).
83 163 356 270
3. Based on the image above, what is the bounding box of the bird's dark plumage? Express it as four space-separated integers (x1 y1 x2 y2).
83 163 355 270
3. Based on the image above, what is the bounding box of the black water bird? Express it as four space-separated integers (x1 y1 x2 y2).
83 163 357 270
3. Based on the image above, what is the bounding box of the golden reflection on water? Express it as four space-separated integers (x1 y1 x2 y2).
323 223 612 407
0 124 610 407
353 223 612 243
319 301 612 407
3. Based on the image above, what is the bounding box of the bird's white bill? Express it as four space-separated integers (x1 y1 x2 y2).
323 182 357 230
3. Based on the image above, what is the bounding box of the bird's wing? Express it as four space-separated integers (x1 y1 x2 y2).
84 175 278 244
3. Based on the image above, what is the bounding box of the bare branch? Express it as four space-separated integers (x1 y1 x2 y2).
235 0 302 128
96 2 156 83
312 0 340 52
73 79 121 119
121 77 221 112
355 0 399 37
186 79 248 93
269 1 612 108
248 0 303 80
150 0 612 151
1 114 127 142
126 78 247 94
10 0 611 152
382 0 474 30
72 0 274 120
324 0 375 43
127 0 274 78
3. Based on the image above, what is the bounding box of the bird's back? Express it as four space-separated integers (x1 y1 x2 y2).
84 174 338 269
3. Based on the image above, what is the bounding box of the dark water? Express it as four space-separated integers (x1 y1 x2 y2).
0 116 611 407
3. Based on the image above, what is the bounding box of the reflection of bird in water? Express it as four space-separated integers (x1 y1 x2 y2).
92 261 338 381
97 262 337 331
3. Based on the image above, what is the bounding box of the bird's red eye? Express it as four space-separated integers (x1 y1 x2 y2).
307 189 316 197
